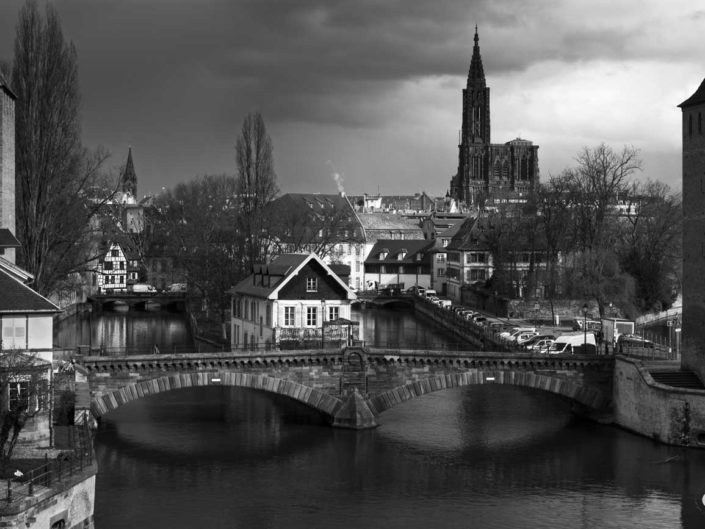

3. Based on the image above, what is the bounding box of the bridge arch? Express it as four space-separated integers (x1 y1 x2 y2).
90 372 344 422
367 369 610 416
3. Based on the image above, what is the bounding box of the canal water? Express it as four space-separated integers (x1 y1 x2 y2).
55 307 705 528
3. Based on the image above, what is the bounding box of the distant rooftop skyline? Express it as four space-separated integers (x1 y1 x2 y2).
0 0 700 197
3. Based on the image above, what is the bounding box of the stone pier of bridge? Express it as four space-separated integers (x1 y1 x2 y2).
78 347 615 430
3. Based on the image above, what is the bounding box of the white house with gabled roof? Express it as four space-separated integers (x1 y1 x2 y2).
228 253 359 351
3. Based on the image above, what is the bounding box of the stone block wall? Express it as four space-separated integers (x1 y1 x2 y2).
613 356 705 447
0 469 96 529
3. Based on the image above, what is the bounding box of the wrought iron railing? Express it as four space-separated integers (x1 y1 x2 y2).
3 421 94 506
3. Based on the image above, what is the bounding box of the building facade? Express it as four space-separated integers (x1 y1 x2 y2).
229 254 358 351
363 239 434 290
680 77 705 382
449 28 539 206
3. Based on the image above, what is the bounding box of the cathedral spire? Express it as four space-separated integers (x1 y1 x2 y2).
121 147 137 198
468 25 486 88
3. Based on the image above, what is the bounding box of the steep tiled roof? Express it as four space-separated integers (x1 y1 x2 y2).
364 239 435 264
679 78 705 108
446 217 484 251
0 229 20 248
228 253 355 300
0 71 16 99
0 267 60 313
357 212 422 231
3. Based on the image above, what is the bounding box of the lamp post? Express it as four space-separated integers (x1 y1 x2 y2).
582 303 588 354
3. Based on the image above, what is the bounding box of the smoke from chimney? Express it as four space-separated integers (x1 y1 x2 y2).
327 160 345 195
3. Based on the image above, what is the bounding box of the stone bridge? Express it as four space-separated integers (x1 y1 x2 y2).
78 348 615 429
88 292 188 311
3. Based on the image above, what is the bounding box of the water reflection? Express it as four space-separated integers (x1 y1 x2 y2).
54 310 193 354
94 386 705 529
351 306 472 349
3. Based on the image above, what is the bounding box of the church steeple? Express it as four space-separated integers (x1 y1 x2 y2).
121 147 137 198
467 25 486 89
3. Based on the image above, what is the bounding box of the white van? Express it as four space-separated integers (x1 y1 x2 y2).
424 289 438 298
548 332 596 354
131 283 157 293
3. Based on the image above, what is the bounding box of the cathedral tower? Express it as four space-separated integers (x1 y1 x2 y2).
450 27 539 206
679 78 705 382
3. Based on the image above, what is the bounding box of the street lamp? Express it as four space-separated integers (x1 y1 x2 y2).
582 303 588 354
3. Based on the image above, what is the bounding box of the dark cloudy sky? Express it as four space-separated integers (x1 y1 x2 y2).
1 0 703 197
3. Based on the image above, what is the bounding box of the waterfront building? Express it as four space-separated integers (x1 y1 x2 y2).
427 219 465 295
680 77 705 383
95 240 141 293
228 253 358 350
357 211 424 269
363 239 435 290
444 214 547 303
449 28 539 206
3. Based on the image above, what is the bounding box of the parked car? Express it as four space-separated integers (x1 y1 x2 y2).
167 283 187 293
617 334 655 351
522 334 556 348
527 338 554 353
515 332 539 345
500 327 536 339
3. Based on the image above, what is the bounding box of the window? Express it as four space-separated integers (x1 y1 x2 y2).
306 307 318 326
119 261 125 270
700 112 703 135
9 380 29 410
328 306 339 321
284 307 295 326
111 249 119 257
306 277 318 292
355 261 360 272
103 261 113 270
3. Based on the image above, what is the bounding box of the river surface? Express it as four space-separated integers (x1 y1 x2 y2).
56 307 705 528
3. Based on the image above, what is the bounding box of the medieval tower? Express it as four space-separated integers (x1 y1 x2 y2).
0 73 17 264
450 28 540 206
680 78 705 382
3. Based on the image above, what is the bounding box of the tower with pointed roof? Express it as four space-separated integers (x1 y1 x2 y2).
450 27 539 206
121 147 137 200
679 78 705 382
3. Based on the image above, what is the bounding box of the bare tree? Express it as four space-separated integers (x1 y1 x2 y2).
235 112 279 268
11 1 113 296
151 175 242 329
618 180 682 312
0 351 50 470
556 144 643 316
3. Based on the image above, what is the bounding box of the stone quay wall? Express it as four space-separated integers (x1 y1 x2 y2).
613 356 705 448
0 467 96 529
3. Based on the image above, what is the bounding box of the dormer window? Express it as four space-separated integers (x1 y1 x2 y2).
397 250 407 260
379 249 389 260
306 277 318 292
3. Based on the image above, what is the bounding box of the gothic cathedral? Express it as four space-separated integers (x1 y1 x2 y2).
449 28 539 206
